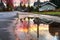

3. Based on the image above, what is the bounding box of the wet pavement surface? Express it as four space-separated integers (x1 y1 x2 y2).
0 12 60 40
0 11 18 40
15 12 60 40
0 21 13 40
15 18 58 40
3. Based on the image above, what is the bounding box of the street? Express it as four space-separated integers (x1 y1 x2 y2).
0 11 18 40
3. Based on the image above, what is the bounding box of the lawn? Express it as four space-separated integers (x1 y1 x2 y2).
33 12 60 16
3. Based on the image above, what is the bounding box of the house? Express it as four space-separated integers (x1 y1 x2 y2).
0 2 5 11
34 2 41 9
34 1 57 11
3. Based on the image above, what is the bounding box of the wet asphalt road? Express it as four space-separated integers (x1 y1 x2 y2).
0 18 17 40
0 11 18 40
0 21 12 40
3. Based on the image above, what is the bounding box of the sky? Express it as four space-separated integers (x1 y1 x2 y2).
28 0 49 6
40 0 49 2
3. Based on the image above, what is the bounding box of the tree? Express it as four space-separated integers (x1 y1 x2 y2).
27 5 31 12
50 0 60 8
6 4 13 11
30 6 34 11
20 3 23 8
23 4 26 9
6 0 13 11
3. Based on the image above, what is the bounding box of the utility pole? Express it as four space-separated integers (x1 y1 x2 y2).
37 24 39 40
37 0 40 11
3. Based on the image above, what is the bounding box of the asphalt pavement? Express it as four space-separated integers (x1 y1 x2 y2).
0 21 12 40
0 11 18 40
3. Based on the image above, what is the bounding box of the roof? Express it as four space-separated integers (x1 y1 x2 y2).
34 1 57 7
41 1 57 7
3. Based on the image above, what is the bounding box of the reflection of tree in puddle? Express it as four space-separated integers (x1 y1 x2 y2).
49 22 60 36
49 22 60 40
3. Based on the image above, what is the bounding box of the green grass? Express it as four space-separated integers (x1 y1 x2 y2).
33 12 60 16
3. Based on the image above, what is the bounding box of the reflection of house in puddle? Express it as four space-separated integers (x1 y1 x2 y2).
16 16 60 40
29 21 60 40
